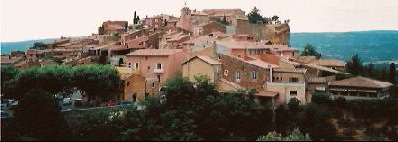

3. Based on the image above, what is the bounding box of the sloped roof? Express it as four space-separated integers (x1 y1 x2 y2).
274 67 307 74
255 90 279 97
126 49 183 56
304 63 340 74
329 76 393 88
311 59 345 67
183 55 221 65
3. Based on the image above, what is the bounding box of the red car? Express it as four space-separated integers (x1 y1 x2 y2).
105 100 116 107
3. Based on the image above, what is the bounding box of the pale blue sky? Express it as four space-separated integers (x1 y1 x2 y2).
1 0 398 42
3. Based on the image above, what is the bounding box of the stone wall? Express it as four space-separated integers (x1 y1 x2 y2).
235 19 290 45
219 54 270 91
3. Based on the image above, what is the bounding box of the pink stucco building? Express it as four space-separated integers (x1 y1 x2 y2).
126 49 189 86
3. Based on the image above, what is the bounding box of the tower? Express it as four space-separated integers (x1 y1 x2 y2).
179 1 192 31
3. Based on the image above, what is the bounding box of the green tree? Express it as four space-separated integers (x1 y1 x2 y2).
98 26 104 35
1 65 20 98
271 15 279 21
247 7 266 24
297 104 336 140
163 75 195 109
257 128 311 141
3 89 72 140
72 64 121 104
288 98 300 112
390 63 396 84
364 63 375 78
300 44 321 59
31 42 47 49
346 54 364 76
12 65 74 99
311 92 331 104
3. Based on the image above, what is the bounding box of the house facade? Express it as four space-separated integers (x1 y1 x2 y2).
265 68 308 105
182 55 222 83
126 49 189 87
328 76 393 100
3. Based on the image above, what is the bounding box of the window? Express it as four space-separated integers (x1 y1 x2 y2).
133 93 137 102
126 82 130 86
156 63 162 69
157 75 161 82
145 56 148 60
251 71 257 79
290 91 298 96
235 71 241 80
290 77 299 82
128 63 132 68
224 70 229 76
218 56 221 60
152 82 155 87
148 66 150 70
135 63 139 69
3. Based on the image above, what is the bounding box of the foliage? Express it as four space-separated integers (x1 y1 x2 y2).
288 98 300 112
163 75 195 109
1 65 20 98
12 65 74 99
390 63 396 84
215 16 230 25
72 64 121 102
257 128 311 141
271 15 279 21
98 26 104 35
346 54 364 76
300 44 321 59
3 89 72 140
43 56 64 64
30 42 47 49
297 103 336 140
311 92 331 104
247 7 267 24
4 64 121 103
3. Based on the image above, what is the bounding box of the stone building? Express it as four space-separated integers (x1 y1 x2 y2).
328 76 393 100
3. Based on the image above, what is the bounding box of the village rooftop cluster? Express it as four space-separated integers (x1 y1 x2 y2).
1 5 394 107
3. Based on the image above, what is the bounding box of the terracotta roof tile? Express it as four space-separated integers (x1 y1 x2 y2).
311 59 346 67
329 76 393 88
183 55 221 65
126 49 183 56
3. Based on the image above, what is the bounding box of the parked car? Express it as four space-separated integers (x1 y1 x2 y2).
1 103 7 110
63 98 72 105
1 110 13 119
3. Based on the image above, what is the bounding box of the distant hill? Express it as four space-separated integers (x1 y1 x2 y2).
1 39 54 55
291 30 398 63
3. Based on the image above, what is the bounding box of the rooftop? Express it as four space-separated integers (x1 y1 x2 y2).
183 55 221 65
126 49 183 56
311 59 346 67
274 67 307 74
329 76 393 89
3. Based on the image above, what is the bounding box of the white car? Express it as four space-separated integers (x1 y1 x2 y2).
63 98 72 105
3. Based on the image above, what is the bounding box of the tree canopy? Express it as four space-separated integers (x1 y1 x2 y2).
247 7 267 24
3 64 121 102
300 44 321 59
346 54 364 76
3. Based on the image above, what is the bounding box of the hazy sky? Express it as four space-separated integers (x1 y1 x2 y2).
1 0 398 42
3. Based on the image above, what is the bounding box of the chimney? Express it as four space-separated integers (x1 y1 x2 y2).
268 65 273 82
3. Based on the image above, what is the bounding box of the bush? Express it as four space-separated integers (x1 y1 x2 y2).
343 128 357 136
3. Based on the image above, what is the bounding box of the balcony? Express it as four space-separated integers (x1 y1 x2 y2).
153 68 164 73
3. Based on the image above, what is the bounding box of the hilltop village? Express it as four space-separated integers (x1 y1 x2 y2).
1 5 394 107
